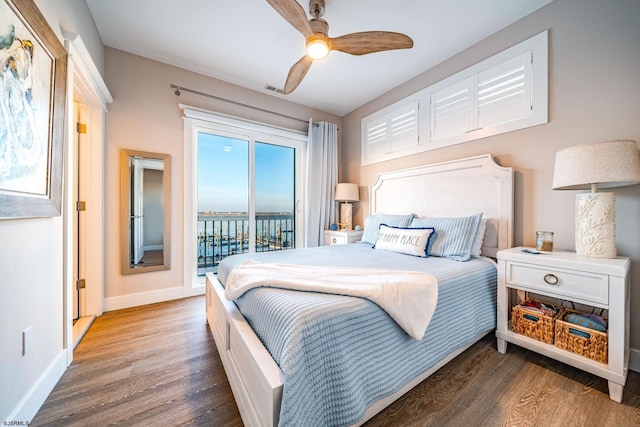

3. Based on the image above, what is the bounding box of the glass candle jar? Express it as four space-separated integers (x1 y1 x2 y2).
536 231 554 251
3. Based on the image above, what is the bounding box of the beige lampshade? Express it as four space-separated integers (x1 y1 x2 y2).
335 183 360 202
552 140 640 190
552 139 640 259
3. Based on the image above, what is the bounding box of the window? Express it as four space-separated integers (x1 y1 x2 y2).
431 77 473 142
477 52 532 129
182 106 306 284
361 30 548 165
361 95 427 165
429 46 541 148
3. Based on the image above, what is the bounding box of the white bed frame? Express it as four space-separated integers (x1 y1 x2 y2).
205 154 513 426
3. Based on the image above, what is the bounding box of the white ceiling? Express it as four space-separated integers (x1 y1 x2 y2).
85 0 553 116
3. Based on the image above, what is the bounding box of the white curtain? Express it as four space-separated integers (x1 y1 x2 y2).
305 120 338 247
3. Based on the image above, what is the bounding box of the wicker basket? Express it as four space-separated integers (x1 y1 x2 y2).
554 309 608 364
511 299 563 344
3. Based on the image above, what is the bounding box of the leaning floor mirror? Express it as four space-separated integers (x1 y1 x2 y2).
120 149 171 274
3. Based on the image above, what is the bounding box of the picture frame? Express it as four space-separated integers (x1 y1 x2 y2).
0 0 67 218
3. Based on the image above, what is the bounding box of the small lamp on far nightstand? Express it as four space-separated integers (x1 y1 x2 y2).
552 139 640 258
335 183 359 230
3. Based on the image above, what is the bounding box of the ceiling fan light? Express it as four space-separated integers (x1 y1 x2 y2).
307 38 329 59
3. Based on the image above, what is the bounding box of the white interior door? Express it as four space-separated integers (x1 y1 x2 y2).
73 103 89 320
72 103 80 320
131 159 145 264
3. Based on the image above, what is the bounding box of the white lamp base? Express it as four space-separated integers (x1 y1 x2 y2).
340 202 353 230
575 192 616 258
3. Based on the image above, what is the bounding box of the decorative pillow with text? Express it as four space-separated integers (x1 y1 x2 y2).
374 225 435 258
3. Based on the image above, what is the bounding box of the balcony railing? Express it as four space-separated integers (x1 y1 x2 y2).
197 212 294 276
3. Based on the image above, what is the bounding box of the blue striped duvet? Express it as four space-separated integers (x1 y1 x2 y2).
217 243 497 426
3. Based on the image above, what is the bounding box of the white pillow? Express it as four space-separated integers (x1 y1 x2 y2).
373 225 435 258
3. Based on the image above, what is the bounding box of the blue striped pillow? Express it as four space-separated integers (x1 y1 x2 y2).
410 213 483 261
361 214 414 244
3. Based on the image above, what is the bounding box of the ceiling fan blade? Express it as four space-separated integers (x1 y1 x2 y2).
283 55 314 94
266 0 313 38
331 31 414 56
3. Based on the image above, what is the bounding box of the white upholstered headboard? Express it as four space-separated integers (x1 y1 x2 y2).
369 154 513 257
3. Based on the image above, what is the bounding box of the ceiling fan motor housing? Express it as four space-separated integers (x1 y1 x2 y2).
309 18 329 35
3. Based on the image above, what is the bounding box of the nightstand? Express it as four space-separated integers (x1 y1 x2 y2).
496 247 630 402
323 229 363 246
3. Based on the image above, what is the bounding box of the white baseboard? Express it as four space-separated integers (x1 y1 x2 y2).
104 285 205 311
629 347 640 373
8 349 67 423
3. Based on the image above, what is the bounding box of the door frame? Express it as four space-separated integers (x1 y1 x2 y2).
62 30 112 365
130 158 146 264
181 105 308 290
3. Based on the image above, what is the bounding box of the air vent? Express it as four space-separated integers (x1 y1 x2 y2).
265 85 283 94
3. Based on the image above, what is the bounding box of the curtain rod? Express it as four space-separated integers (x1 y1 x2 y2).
170 84 316 126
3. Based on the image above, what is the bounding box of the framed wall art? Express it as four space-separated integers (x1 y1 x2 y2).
0 0 67 218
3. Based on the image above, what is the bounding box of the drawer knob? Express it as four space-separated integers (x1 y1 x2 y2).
332 238 337 244
544 273 559 285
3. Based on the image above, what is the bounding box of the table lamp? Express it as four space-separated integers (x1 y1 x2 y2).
335 183 359 230
552 140 640 258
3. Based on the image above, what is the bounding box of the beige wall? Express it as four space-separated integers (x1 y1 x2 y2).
1 0 103 421
103 47 341 303
342 0 640 349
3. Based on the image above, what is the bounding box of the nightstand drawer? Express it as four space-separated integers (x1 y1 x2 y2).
323 230 363 246
325 235 348 245
506 262 608 305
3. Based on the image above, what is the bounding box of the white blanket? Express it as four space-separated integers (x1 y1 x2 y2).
225 260 438 340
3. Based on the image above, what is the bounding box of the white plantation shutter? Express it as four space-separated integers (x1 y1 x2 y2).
362 97 420 164
364 114 388 160
477 52 532 128
431 48 539 144
361 31 547 165
389 100 418 151
431 77 473 141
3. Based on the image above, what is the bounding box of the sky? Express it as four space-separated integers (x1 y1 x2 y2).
197 133 294 213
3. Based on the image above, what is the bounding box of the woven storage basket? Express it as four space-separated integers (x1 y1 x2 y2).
511 300 563 344
554 309 608 364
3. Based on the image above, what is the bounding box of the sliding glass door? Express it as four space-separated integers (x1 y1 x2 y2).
255 141 295 252
197 133 249 275
195 128 303 276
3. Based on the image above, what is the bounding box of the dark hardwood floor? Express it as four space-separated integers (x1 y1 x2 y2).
32 296 640 426
32 296 241 427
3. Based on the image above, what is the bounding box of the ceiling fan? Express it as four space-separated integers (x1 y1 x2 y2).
266 0 414 94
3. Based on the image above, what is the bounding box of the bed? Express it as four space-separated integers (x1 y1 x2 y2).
205 154 513 426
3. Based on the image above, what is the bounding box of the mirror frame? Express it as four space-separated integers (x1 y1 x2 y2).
120 149 171 275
